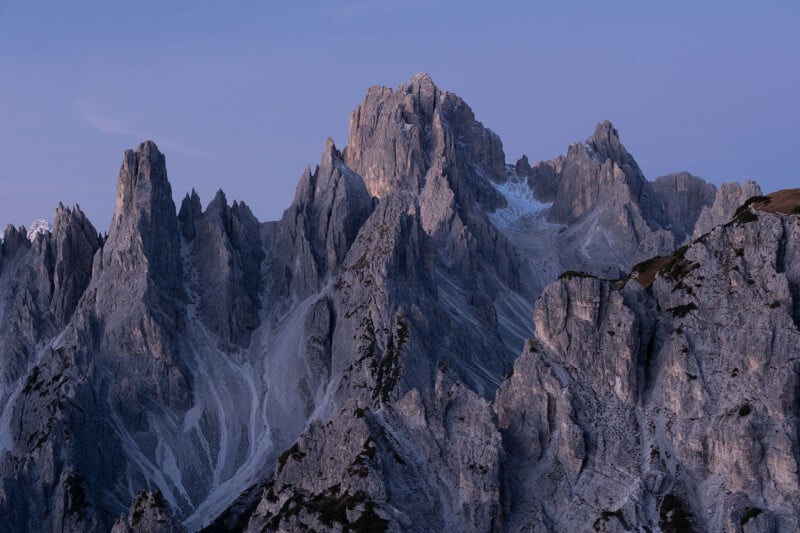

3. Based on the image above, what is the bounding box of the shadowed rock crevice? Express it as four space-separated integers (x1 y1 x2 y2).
181 189 265 348
50 203 102 327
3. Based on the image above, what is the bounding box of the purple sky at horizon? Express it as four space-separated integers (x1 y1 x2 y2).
1 1 798 231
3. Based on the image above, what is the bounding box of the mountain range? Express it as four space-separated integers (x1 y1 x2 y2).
0 74 797 533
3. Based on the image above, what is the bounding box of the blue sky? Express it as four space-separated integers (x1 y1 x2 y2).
1 1 798 230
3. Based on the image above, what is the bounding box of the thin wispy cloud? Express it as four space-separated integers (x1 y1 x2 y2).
78 101 132 136
150 138 210 160
76 100 209 159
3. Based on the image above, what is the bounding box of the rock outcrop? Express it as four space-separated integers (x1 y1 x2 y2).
495 204 800 532
244 368 501 533
507 121 678 279
652 171 718 238
270 138 376 300
112 491 187 533
693 179 763 237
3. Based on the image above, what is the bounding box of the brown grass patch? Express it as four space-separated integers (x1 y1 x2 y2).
630 255 674 289
752 189 800 215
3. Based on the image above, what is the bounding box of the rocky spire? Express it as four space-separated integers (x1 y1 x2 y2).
178 188 202 241
544 121 669 229
84 140 188 409
342 73 516 290
277 137 376 298
188 187 266 347
587 120 628 163
1 224 28 258
693 180 763 237
50 203 100 326
98 140 182 308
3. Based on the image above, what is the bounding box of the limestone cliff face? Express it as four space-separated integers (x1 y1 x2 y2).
344 73 505 203
112 491 187 533
229 203 800 533
693 180 763 237
518 122 681 280
652 171 718 238
344 73 519 289
86 140 190 410
495 206 800 532
243 368 501 533
180 189 265 348
271 138 376 301
544 121 669 230
0 142 197 533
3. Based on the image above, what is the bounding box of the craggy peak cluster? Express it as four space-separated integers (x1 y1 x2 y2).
0 75 798 532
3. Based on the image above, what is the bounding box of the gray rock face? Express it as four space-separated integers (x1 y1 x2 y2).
0 204 99 389
510 121 681 280
244 368 501 533
547 121 668 230
87 140 190 410
272 138 376 300
652 171 718 238
181 189 265 348
177 189 202 241
49 204 101 328
693 180 763 237
112 491 187 533
344 73 518 288
495 209 800 532
0 141 195 533
527 156 562 202
0 228 53 387
345 73 505 202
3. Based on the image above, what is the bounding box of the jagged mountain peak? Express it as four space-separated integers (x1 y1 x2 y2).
207 188 229 212
104 140 181 289
119 140 168 187
50 200 101 326
278 138 376 296
398 72 439 114
212 187 227 202
178 188 203 240
344 73 505 200
320 136 344 170
587 119 622 154
54 201 88 221
111 140 173 230
407 71 436 86
579 119 638 172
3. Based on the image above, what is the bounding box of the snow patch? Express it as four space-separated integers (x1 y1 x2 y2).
488 177 550 229
27 219 51 241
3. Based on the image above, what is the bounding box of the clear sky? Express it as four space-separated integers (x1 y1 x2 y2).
1 1 798 231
